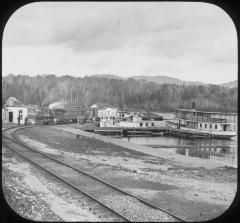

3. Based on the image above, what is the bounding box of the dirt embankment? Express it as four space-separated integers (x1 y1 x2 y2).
7 125 238 221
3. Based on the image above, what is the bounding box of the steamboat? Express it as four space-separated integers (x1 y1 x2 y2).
166 107 237 140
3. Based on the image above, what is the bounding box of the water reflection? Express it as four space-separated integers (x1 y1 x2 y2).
176 147 233 159
120 136 237 167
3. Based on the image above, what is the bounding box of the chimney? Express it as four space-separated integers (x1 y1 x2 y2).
191 102 196 110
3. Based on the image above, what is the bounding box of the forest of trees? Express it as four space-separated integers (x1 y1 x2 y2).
2 74 238 112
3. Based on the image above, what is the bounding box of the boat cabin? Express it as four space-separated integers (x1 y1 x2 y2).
175 109 237 132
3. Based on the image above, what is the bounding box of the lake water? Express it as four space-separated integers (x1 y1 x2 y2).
120 135 238 168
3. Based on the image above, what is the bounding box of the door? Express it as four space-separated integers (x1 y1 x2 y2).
223 125 227 131
9 112 13 122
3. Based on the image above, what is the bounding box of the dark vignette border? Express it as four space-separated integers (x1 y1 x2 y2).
0 0 239 223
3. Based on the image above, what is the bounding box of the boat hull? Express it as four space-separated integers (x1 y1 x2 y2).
166 121 236 140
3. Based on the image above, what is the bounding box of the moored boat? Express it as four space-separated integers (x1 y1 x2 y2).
127 130 153 136
166 108 237 140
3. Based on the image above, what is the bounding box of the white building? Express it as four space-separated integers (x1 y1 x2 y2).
132 116 141 122
98 107 166 128
98 107 118 118
98 107 118 127
99 109 165 128
2 106 37 124
117 111 131 119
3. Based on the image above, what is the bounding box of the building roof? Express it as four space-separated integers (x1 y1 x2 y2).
176 108 237 115
91 102 115 109
52 108 66 112
3 105 27 109
3 105 37 109
98 106 118 110
91 104 98 108
118 111 130 114
25 105 37 109
7 97 20 102
147 112 163 118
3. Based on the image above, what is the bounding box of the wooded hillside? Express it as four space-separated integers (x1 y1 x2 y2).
2 74 238 112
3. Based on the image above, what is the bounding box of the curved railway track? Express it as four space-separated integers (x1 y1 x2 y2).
2 126 186 222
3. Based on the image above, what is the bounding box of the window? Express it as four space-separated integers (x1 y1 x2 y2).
140 123 143 127
205 124 207 128
210 124 212 129
200 123 202 128
151 123 154 127
215 125 217 129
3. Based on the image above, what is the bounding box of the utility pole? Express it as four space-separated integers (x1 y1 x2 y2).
24 95 27 105
65 90 67 103
59 128 63 156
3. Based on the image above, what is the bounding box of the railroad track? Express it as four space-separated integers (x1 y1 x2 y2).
2 126 186 222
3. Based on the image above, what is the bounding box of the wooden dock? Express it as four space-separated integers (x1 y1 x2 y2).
94 129 123 135
80 125 215 139
87 126 169 137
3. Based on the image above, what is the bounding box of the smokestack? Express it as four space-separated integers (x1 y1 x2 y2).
49 101 64 109
192 101 196 110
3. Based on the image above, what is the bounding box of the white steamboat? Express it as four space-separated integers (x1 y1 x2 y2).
166 108 237 140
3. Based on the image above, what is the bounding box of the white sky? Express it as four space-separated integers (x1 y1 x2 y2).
2 2 238 84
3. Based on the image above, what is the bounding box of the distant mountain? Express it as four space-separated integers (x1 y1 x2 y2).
88 74 205 85
89 74 126 80
130 75 205 86
90 74 237 88
220 80 238 88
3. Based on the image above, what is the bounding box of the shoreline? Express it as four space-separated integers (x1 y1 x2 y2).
53 126 237 169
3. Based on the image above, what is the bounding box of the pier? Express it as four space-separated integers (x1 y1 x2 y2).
86 126 169 137
82 125 215 139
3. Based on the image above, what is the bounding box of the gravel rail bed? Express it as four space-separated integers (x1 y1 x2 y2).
100 194 177 222
4 127 181 222
2 136 125 222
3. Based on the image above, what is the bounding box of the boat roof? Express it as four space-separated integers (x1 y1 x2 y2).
51 108 66 112
118 111 130 113
176 108 237 115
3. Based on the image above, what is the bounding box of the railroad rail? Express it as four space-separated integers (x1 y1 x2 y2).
2 126 186 222
2 130 129 222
